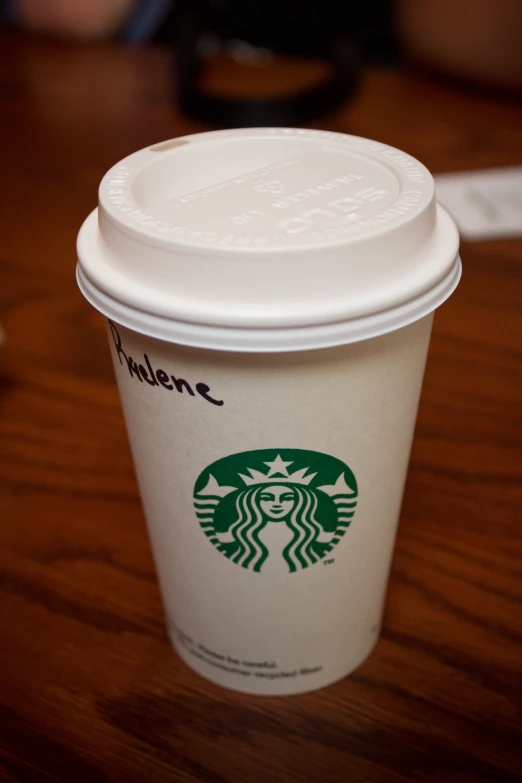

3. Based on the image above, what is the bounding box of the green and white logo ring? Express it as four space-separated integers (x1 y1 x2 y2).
193 449 358 573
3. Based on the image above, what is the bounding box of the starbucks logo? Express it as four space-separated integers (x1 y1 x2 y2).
193 449 358 573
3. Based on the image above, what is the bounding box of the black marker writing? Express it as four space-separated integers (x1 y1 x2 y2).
109 321 224 407
195 383 224 406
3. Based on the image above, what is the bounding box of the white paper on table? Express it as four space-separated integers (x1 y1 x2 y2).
434 166 522 241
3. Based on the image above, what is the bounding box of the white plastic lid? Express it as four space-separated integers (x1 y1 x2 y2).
77 128 460 352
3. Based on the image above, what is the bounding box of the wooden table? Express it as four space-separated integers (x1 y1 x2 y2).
1 34 521 783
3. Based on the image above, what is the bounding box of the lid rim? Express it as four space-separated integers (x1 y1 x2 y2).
77 256 461 353
78 204 459 329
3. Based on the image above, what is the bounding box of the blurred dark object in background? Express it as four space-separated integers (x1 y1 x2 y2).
171 0 365 127
4 0 521 108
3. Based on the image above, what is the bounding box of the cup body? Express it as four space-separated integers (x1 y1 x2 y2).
107 314 433 695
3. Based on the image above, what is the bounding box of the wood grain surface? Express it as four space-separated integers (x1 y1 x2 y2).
0 33 521 783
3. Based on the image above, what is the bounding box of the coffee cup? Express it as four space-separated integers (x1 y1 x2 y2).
77 128 460 694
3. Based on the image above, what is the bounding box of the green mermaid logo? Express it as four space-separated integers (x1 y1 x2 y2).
193 449 358 573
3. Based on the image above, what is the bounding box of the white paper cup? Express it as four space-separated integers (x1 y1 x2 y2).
77 129 460 695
